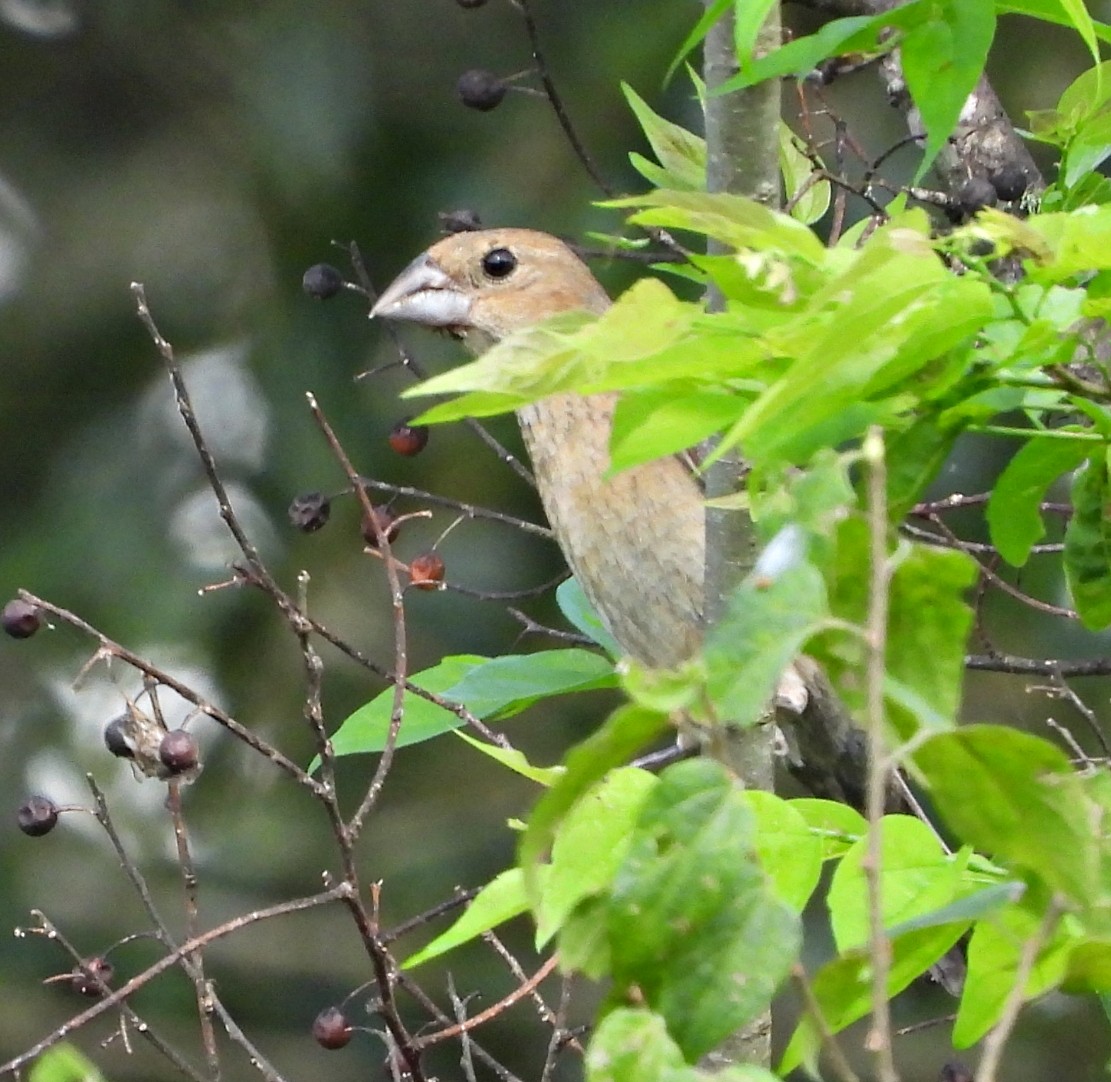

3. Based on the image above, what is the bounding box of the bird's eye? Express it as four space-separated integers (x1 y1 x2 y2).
481 247 517 280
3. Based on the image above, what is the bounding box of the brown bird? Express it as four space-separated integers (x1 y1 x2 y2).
371 228 705 668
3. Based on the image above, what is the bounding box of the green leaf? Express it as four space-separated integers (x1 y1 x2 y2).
537 768 657 946
778 923 967 1075
954 888 1072 1046
901 1 995 179
789 798 867 860
324 655 487 761
1065 450 1111 629
588 1008 782 1082
622 83 706 190
453 731 564 787
913 726 1101 906
519 705 669 897
29 1046 107 1082
986 432 1091 565
703 536 828 725
444 649 617 719
780 123 830 225
827 815 969 951
997 2 1111 46
556 577 621 657
609 387 743 474
325 650 616 760
402 868 534 969
742 790 824 911
607 760 800 1061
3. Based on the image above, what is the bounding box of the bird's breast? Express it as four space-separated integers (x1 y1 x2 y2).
517 394 705 668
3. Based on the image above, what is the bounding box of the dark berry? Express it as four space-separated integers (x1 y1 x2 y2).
989 164 1028 203
409 552 446 590
955 176 998 218
439 208 483 234
313 1006 353 1050
302 263 345 300
70 958 114 997
159 730 200 775
388 421 429 457
2 599 41 639
360 506 400 549
17 796 58 837
457 69 506 112
289 492 332 532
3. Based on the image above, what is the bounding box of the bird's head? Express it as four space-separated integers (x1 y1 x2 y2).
370 228 610 351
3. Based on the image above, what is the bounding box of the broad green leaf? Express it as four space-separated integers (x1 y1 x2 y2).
1056 61 1111 127
607 760 800 1061
326 650 616 759
402 867 534 969
778 922 967 1075
622 83 706 191
742 790 824 911
954 888 1072 1046
1065 450 1111 629
986 432 1090 565
901 1 995 179
913 726 1101 906
537 768 657 946
324 654 487 761
443 649 617 719
453 731 564 787
827 815 969 951
1063 939 1111 993
556 577 621 657
703 543 828 726
588 1008 782 1082
519 705 669 897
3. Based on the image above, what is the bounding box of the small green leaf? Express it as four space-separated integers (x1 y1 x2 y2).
742 790 824 911
402 868 534 969
453 732 564 787
607 760 800 1061
556 577 621 657
622 83 706 190
986 432 1090 565
780 123 830 225
1065 450 1111 629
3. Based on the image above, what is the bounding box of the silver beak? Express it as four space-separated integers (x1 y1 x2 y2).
370 253 472 327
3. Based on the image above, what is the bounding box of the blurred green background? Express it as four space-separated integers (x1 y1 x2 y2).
0 1 1108 1079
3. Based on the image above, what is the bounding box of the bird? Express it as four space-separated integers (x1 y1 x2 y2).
371 228 705 669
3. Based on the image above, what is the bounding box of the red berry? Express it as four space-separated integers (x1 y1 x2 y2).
313 1006 353 1049
388 422 429 457
409 552 446 590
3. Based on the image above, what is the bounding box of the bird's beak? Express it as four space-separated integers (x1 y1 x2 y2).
370 253 471 328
